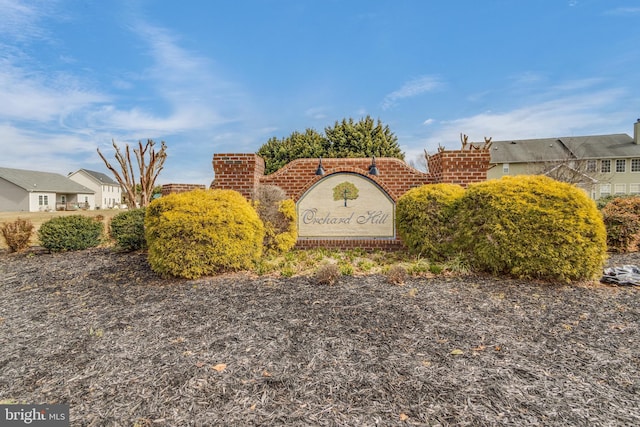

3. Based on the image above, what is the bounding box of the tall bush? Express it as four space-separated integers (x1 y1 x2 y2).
396 183 465 261
454 175 607 282
252 185 298 254
145 189 265 279
109 208 146 251
1 218 34 252
38 215 104 252
600 196 640 252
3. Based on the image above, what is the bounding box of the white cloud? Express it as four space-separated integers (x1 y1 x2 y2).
0 61 108 122
382 76 443 110
422 88 630 152
422 118 435 126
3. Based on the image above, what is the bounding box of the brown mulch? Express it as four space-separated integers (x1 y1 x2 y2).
0 249 639 426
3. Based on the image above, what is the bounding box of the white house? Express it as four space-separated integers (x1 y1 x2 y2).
68 169 122 209
0 167 95 212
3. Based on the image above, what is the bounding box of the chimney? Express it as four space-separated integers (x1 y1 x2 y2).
635 119 640 144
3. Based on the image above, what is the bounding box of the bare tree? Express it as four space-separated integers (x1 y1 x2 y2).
97 139 167 209
527 152 606 196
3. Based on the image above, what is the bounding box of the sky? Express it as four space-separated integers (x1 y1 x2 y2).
1 0 640 186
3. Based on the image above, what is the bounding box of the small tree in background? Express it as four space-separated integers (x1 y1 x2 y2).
97 139 167 209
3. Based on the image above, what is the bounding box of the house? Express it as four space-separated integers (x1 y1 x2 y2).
68 169 122 209
0 167 95 212
487 120 640 199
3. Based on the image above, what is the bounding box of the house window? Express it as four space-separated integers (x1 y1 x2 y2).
632 159 640 172
630 184 640 194
503 163 510 174
586 160 597 173
600 184 611 197
38 195 49 206
601 160 611 173
615 183 626 194
616 159 626 173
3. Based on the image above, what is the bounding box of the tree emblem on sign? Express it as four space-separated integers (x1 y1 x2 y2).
333 182 359 207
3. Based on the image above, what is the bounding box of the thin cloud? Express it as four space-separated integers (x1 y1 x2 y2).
423 88 629 152
605 7 640 15
382 76 443 110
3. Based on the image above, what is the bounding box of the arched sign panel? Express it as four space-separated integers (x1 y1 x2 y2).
297 173 395 238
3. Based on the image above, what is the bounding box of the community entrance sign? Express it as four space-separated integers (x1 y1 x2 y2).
297 172 395 238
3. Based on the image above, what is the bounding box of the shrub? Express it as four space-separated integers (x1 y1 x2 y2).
387 265 408 285
396 183 466 261
38 215 104 252
145 189 265 279
252 185 298 254
1 218 34 252
109 208 146 251
314 263 340 285
601 196 640 252
453 175 607 282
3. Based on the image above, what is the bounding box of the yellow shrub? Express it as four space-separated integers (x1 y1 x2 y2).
396 183 466 261
145 189 265 279
454 175 607 282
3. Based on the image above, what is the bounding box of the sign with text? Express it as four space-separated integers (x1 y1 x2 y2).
297 173 395 238
1 404 69 426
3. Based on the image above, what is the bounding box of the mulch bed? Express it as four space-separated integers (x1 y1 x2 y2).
0 249 639 426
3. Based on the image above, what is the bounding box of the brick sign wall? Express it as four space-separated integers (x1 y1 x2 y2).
165 149 490 250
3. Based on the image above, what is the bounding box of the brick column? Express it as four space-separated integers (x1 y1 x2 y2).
211 153 265 199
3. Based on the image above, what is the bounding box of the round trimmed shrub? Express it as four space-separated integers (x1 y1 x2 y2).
600 196 640 252
396 183 465 261
38 215 104 252
145 189 265 279
454 175 607 282
109 208 146 251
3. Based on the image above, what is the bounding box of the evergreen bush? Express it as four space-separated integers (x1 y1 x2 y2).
145 189 265 279
38 215 104 252
396 183 465 261
600 196 640 252
1 218 34 252
109 208 146 251
454 175 607 282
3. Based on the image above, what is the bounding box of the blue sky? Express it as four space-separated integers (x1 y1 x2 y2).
1 0 640 185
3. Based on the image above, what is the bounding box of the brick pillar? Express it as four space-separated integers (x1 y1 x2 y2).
429 149 490 187
211 153 265 199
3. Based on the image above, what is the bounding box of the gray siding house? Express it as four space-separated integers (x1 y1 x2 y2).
487 120 640 199
0 167 95 212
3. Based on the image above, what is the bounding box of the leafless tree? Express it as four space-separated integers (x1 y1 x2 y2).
97 139 167 209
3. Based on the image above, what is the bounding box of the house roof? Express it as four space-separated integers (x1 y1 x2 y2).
490 133 639 163
0 167 95 194
75 169 119 185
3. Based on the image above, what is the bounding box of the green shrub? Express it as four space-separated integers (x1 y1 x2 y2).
145 189 265 279
252 185 298 254
601 196 640 252
396 183 466 261
454 175 607 282
109 208 146 251
1 218 34 252
38 215 104 252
